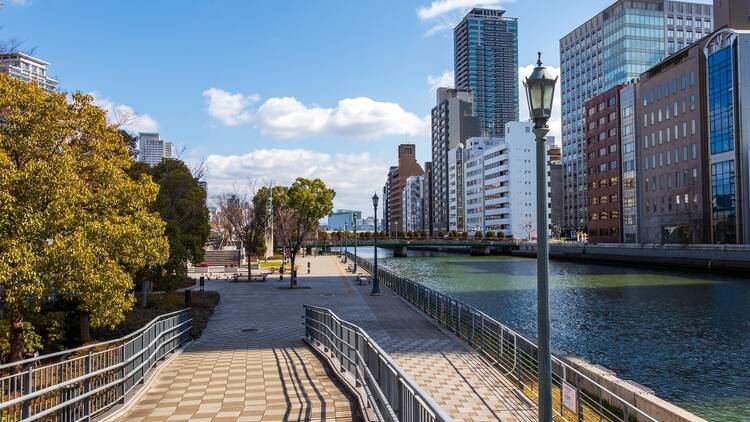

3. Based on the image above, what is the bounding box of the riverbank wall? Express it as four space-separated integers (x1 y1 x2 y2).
514 243 750 272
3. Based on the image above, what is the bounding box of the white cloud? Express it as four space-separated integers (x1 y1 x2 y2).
203 149 388 216
426 70 454 93
518 63 562 144
203 89 429 140
91 94 159 133
9 0 31 6
416 0 510 36
202 88 257 126
256 96 428 139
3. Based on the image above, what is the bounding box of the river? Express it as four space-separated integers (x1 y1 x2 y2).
349 247 750 421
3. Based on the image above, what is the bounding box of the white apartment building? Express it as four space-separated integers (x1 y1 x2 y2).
402 175 424 232
0 52 58 92
447 144 464 232
138 132 173 166
463 121 551 239
462 137 502 233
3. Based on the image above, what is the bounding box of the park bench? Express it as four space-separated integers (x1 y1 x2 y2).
231 273 269 282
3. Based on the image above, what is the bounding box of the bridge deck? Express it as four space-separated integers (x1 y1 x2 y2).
119 255 535 422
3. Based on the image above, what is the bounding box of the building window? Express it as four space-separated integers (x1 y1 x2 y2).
711 160 737 243
708 46 735 154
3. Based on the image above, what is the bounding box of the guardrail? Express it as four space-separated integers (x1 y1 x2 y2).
347 251 658 422
304 305 452 422
0 309 192 421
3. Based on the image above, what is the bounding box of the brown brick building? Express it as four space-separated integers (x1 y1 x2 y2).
585 86 624 243
387 144 423 236
636 38 708 244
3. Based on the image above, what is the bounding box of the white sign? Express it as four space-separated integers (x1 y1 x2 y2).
562 381 577 414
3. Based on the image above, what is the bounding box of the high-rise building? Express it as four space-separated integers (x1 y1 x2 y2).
386 145 423 236
137 133 173 166
703 26 750 243
618 84 639 243
637 36 709 244
447 143 465 232
546 139 564 238
559 0 713 235
0 52 58 92
462 122 551 239
402 175 425 232
585 86 625 243
430 88 479 235
422 162 433 235
454 8 519 136
328 210 362 231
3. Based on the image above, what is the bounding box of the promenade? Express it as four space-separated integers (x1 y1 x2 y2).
118 255 535 422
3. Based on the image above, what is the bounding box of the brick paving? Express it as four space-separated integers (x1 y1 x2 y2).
118 255 535 422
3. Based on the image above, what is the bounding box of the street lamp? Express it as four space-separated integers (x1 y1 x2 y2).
371 193 381 296
344 222 348 263
523 52 557 422
353 215 358 273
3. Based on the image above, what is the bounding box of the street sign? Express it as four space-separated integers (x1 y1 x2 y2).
562 381 577 414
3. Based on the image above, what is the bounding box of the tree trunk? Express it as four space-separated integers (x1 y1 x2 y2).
141 279 149 308
8 317 25 363
289 254 296 288
247 249 252 280
80 312 91 344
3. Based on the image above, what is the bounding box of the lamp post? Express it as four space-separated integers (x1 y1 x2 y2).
523 52 557 422
371 193 381 296
353 215 358 273
337 229 342 257
344 222 348 262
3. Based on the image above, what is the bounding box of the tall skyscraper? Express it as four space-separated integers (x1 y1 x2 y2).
137 132 173 166
0 52 58 92
454 8 519 137
559 0 713 235
430 88 478 235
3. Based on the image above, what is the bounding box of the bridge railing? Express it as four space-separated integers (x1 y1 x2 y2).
0 309 192 421
304 305 452 422
347 252 658 422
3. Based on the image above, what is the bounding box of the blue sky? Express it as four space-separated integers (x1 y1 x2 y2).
1 0 709 216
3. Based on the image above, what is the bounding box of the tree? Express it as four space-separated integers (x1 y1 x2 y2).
474 231 484 238
119 129 138 159
148 159 210 289
273 178 334 288
486 230 496 239
437 229 445 238
0 75 168 360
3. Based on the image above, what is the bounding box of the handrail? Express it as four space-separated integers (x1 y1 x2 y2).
0 309 192 421
347 251 659 422
304 305 453 422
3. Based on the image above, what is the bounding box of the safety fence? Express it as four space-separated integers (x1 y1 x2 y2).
0 309 192 421
304 305 452 422
348 251 658 422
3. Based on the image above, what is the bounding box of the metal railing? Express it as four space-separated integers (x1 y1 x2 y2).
0 309 192 421
348 252 658 422
304 305 452 422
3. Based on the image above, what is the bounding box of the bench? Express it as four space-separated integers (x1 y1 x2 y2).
231 273 269 282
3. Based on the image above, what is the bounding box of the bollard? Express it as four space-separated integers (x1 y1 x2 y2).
199 276 205 291
307 262 311 274
279 266 284 281
184 289 192 308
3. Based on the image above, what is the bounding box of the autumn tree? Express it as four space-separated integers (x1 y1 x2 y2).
273 178 334 288
0 74 169 360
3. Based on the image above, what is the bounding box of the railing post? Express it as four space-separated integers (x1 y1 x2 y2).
119 344 126 404
83 351 91 421
21 366 31 419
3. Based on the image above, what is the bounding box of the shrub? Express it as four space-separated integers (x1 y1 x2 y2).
486 230 495 238
437 229 445 238
474 231 484 238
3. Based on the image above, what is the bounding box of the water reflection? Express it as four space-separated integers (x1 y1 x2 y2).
352 247 750 421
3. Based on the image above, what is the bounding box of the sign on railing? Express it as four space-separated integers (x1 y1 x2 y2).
347 251 658 422
0 309 192 421
304 305 452 422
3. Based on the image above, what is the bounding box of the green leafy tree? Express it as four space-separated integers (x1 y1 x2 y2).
273 178 334 288
0 75 168 360
486 230 495 239
148 159 210 289
474 231 484 238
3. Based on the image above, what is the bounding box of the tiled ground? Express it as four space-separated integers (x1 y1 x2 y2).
119 255 536 422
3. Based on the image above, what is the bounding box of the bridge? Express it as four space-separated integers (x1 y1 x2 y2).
305 238 520 256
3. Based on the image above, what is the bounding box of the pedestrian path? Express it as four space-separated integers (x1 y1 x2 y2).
118 255 535 422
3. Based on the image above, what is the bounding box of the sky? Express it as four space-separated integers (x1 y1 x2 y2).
1 0 710 217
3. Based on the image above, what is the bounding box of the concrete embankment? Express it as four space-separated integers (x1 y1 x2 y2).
513 243 750 273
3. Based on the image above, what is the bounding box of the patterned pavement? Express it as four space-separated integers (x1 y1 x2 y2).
118 255 535 422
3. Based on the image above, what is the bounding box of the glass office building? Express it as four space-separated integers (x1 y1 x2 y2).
454 8 518 137
704 28 750 244
559 0 712 235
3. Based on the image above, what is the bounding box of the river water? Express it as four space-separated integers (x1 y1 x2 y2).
350 247 750 421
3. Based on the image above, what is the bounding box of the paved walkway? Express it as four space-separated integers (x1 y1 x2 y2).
119 255 535 422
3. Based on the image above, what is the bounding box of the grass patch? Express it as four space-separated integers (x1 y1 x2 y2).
259 260 282 269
